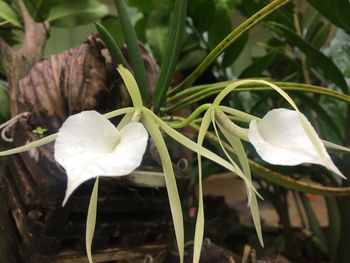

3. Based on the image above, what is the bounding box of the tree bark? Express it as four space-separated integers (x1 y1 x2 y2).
0 0 49 117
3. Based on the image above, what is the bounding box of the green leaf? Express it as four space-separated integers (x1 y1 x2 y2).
23 0 62 21
95 21 129 68
207 3 231 48
269 22 348 92
142 112 184 263
145 25 168 62
128 0 156 13
307 0 350 34
100 17 125 46
239 52 277 78
222 32 249 67
153 0 188 112
48 0 108 27
86 177 99 263
207 0 241 67
0 1 21 27
177 49 207 70
115 0 148 102
188 0 215 32
329 29 350 78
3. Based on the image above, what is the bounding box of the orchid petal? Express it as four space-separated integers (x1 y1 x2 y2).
248 108 344 178
54 111 148 205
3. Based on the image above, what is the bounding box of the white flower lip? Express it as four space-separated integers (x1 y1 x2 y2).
248 108 344 178
54 110 148 205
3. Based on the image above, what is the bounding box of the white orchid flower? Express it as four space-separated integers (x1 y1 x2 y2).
54 110 148 205
248 108 345 178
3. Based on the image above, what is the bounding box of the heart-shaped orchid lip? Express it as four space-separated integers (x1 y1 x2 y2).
248 108 344 178
54 110 148 205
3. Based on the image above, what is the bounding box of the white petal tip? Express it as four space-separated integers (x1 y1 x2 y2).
62 178 85 206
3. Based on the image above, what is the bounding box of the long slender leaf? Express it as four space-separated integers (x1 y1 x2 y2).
217 114 263 246
153 0 188 112
0 134 57 156
86 177 99 263
142 112 184 263
193 110 212 263
114 0 148 101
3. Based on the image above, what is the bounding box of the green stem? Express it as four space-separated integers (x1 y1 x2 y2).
168 103 211 129
164 81 350 113
153 0 187 112
169 0 291 94
114 0 148 101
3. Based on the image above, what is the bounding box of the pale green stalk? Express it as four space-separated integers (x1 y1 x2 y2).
169 104 211 129
164 81 350 113
116 65 143 111
193 110 211 263
0 133 57 156
142 112 184 263
218 121 263 246
86 177 99 263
